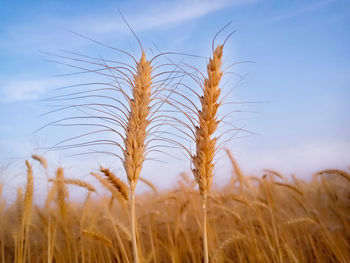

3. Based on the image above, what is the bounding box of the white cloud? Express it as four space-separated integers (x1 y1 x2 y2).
81 0 259 34
266 0 337 24
0 78 59 102
0 0 258 53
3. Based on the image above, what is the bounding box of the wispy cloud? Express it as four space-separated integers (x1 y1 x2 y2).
0 0 258 52
266 0 337 23
0 78 60 102
80 0 259 34
0 0 258 102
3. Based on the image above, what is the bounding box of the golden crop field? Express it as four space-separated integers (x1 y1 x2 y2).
0 156 349 262
1 4 349 262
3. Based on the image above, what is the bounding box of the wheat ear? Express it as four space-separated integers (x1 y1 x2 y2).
313 169 350 182
139 177 158 194
225 148 244 193
64 178 96 192
19 160 34 262
191 44 223 263
100 166 128 200
123 51 152 263
23 160 34 226
82 230 112 247
55 167 68 221
91 172 128 204
31 154 48 169
191 45 223 198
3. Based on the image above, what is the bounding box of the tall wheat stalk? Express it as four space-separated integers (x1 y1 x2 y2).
40 30 177 262
18 160 34 263
39 14 197 261
192 44 223 263
123 51 152 263
162 41 225 262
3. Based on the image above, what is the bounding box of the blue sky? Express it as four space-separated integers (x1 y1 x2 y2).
0 0 349 194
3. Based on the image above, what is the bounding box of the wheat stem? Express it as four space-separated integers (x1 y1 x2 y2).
202 193 208 263
130 190 139 263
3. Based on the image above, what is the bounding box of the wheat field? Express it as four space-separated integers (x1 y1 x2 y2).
0 156 349 262
0 12 349 262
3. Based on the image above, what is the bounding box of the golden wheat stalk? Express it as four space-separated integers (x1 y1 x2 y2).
123 52 152 191
139 177 158 194
31 154 48 169
23 160 34 226
192 44 223 263
55 167 68 221
212 232 246 261
91 172 128 204
123 51 152 263
18 160 34 263
313 169 350 182
82 230 112 247
274 182 303 196
63 178 96 192
191 45 223 198
100 166 128 200
225 148 245 193
163 41 225 262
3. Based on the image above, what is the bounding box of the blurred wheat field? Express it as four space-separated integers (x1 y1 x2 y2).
0 156 349 263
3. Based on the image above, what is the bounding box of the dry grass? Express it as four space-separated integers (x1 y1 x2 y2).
0 156 349 262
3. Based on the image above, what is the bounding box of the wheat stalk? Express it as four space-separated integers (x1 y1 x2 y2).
63 178 96 192
31 154 48 169
55 167 68 221
162 40 225 262
18 160 34 263
100 166 128 200
225 148 245 193
212 232 246 262
191 45 223 198
191 44 223 263
123 51 153 263
314 169 350 182
139 177 158 194
82 230 112 247
91 172 128 204
23 160 34 226
274 182 304 196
